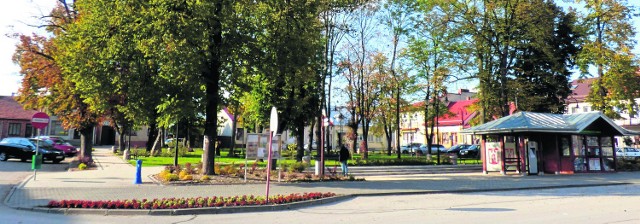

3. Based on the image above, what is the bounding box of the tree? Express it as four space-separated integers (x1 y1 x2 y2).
255 0 324 162
380 0 415 157
13 2 98 160
510 2 581 113
340 2 385 159
405 2 462 162
576 0 640 118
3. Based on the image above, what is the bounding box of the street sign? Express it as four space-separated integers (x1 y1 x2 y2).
270 107 278 137
31 112 50 129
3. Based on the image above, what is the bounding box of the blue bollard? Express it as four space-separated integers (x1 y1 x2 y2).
134 159 142 184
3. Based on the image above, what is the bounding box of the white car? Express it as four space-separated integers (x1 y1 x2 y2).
616 147 640 157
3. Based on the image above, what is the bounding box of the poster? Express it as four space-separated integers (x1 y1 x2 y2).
504 142 516 165
245 133 282 160
589 158 601 171
485 142 501 172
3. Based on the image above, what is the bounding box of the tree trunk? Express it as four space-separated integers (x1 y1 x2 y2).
150 129 162 156
230 113 238 157
79 125 94 160
146 122 157 151
201 0 223 176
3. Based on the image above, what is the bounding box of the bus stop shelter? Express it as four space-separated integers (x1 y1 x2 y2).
461 111 639 175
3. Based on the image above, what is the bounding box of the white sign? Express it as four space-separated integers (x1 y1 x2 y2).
270 107 278 137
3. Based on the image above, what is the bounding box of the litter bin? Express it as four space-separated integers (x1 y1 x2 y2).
32 154 43 170
450 154 457 165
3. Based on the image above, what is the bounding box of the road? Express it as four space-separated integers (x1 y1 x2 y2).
2 159 639 223
0 158 72 223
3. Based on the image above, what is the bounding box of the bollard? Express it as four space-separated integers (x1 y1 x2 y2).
134 159 143 184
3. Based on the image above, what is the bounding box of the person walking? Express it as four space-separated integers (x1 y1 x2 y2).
339 145 350 176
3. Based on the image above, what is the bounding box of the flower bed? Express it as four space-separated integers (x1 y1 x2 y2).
47 192 336 209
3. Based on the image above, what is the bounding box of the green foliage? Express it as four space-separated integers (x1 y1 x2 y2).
288 162 308 173
616 158 640 171
576 0 640 118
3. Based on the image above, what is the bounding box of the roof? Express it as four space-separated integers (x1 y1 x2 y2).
0 96 37 120
569 78 596 102
461 111 640 136
438 99 479 127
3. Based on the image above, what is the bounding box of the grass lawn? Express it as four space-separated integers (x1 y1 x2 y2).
127 148 480 167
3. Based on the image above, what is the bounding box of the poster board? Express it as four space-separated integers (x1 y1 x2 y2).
485 142 502 172
245 133 282 160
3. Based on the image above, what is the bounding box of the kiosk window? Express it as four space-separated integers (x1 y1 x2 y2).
572 135 584 156
561 137 570 156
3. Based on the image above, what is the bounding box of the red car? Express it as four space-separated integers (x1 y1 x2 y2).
35 136 77 156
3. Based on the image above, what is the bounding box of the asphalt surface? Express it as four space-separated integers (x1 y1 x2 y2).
2 146 640 218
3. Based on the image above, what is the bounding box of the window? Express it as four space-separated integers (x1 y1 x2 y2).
561 137 570 156
25 124 33 137
49 121 68 136
8 123 21 136
583 106 590 112
571 107 577 114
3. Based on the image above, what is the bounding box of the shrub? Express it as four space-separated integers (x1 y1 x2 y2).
78 163 87 170
182 175 193 181
76 156 94 167
47 192 337 209
184 163 193 175
178 170 189 180
200 175 210 181
289 162 307 173
168 174 179 181
158 170 172 182
221 164 238 176
617 158 640 171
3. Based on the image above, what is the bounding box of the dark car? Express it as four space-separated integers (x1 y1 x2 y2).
447 144 471 156
459 144 480 158
0 137 65 163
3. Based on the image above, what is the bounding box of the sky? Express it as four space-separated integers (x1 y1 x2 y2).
0 1 639 97
0 0 56 96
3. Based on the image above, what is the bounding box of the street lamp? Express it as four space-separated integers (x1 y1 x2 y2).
333 112 344 147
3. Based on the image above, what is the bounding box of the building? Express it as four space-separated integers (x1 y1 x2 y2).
400 89 479 149
0 96 38 139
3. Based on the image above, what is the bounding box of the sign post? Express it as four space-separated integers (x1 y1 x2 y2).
31 112 50 181
265 107 278 204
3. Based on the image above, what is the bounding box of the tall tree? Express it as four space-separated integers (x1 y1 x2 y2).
576 0 639 118
510 2 581 113
256 0 323 161
13 2 98 159
381 0 415 157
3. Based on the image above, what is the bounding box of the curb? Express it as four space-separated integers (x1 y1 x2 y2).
2 174 33 208
9 182 631 216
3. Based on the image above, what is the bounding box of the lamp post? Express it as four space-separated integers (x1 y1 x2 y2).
334 112 344 147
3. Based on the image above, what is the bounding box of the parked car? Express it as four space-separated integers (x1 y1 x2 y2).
401 143 421 154
35 136 77 156
417 144 447 154
447 144 471 156
0 137 65 163
616 147 640 157
459 144 480 158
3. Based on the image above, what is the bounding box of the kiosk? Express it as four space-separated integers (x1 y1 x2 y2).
462 111 640 175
